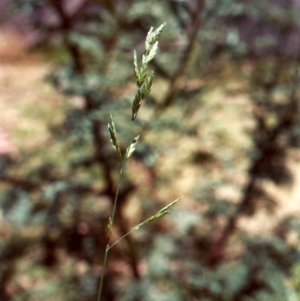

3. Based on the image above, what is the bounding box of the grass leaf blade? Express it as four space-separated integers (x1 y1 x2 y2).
108 113 122 166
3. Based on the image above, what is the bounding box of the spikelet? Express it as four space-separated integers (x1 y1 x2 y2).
108 198 180 249
108 113 122 166
126 135 140 158
123 199 180 235
132 72 154 120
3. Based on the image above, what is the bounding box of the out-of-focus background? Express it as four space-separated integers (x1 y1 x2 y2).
0 1 300 300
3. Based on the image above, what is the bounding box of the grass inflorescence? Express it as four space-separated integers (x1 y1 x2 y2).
97 23 180 301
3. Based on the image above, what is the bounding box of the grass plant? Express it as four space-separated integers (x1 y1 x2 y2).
97 23 179 301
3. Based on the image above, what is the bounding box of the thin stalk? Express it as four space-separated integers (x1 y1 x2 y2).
110 121 134 228
97 244 109 301
97 121 133 301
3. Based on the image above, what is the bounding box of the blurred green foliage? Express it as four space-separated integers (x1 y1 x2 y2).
1 0 300 300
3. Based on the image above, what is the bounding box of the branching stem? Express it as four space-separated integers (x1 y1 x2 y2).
97 122 133 301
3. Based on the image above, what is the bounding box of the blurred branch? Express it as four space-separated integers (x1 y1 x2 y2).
157 0 205 111
0 174 40 191
151 58 172 80
47 0 85 72
47 0 116 195
48 1 144 286
0 173 110 197
209 65 300 266
116 210 141 280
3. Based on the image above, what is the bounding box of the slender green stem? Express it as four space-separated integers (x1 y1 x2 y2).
97 244 109 301
111 120 133 226
97 167 123 301
97 121 134 301
110 168 124 226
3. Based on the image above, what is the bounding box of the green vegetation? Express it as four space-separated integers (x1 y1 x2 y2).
0 1 300 301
